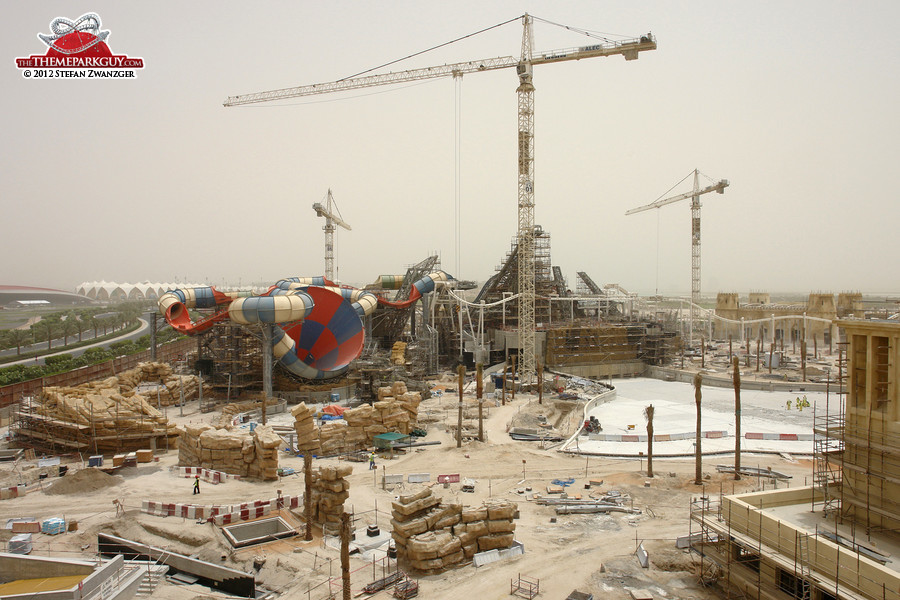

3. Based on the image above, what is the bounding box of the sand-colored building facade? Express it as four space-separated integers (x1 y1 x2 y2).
713 292 863 345
689 319 900 600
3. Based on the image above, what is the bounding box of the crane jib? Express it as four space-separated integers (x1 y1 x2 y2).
223 36 656 107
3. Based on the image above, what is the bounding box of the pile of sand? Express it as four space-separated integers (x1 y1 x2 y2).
45 468 123 495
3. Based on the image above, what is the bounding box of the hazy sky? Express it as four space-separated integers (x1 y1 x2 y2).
3 2 899 297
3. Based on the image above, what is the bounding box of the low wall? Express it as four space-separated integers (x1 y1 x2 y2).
559 386 616 453
552 361 645 380
645 365 829 392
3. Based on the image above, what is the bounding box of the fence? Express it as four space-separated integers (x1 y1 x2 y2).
0 337 196 408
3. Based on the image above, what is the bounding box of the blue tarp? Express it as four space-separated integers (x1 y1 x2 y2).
551 478 575 487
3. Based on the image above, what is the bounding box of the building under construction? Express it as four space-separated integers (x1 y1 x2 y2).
687 319 900 600
180 225 678 397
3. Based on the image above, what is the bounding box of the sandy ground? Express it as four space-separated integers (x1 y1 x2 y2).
0 381 816 600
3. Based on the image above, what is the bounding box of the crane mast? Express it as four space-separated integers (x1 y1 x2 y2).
312 189 351 282
225 15 657 383
517 14 536 384
626 169 729 346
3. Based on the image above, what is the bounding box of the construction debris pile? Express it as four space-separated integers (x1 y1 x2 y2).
310 464 352 535
291 382 422 456
178 423 282 480
391 488 517 574
12 362 196 454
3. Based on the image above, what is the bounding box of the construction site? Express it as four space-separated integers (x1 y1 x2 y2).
3 10 899 600
3 227 894 600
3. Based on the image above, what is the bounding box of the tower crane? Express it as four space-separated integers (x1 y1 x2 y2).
625 169 729 346
225 14 656 383
312 189 351 282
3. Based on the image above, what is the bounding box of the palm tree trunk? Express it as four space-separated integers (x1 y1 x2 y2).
733 356 742 480
694 372 703 485
645 404 654 478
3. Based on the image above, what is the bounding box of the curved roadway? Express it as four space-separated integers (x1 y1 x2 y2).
1 311 154 367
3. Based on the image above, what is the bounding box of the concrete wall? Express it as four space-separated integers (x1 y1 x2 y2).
0 555 142 600
554 361 645 379
98 533 254 598
0 553 94 583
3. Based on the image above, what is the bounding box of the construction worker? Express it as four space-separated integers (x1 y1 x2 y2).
193 475 200 494
369 452 376 470
786 400 791 410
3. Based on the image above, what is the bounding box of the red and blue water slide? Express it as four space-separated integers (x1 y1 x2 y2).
158 272 449 380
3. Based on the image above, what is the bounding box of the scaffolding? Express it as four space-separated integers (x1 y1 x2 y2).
11 394 178 455
198 320 263 403
475 227 574 327
543 323 675 370
373 255 440 343
813 343 846 517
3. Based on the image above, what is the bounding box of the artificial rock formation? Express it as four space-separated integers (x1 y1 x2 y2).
310 464 352 535
17 362 198 453
178 423 281 480
114 362 202 404
391 488 517 574
390 341 407 366
214 396 283 428
291 383 422 456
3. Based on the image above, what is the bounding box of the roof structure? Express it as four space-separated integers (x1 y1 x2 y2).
75 281 203 301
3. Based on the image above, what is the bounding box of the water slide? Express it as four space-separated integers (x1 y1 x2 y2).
158 272 449 380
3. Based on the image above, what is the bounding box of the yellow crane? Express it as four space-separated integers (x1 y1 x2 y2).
225 14 656 382
626 169 729 346
312 189 351 282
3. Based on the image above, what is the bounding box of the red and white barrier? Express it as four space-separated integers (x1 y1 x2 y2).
178 467 241 484
213 496 301 525
0 484 26 501
141 500 231 519
745 432 812 441
141 495 300 525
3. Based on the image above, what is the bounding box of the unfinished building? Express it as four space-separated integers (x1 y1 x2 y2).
688 319 900 600
174 228 678 403
713 292 865 344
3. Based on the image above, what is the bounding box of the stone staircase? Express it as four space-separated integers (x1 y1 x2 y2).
127 561 169 596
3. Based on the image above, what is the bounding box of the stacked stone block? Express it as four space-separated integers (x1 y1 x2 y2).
391 488 517 574
178 424 281 480
292 403 320 453
310 465 352 535
290 386 422 456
